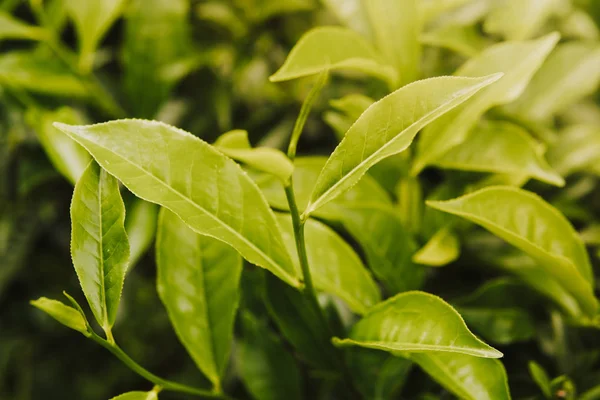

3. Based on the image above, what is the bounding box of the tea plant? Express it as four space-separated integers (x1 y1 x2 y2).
2 0 600 399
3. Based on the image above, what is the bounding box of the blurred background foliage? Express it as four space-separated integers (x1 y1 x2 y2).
1 0 600 399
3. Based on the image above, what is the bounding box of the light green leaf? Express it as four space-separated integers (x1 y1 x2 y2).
269 26 397 86
30 297 89 335
55 120 300 288
255 156 391 215
412 32 559 174
529 361 552 398
427 186 598 319
306 74 500 216
276 213 380 314
413 225 460 267
156 208 241 389
322 0 372 39
238 313 303 400
237 0 313 23
330 94 375 121
333 291 502 358
324 204 424 294
408 353 510 400
215 130 294 183
0 11 46 41
560 8 600 40
0 51 88 97
365 0 420 86
125 199 158 268
71 161 130 329
64 0 126 71
434 121 564 186
508 42 600 121
547 125 600 177
421 24 489 57
483 0 562 40
419 0 473 24
26 107 91 185
123 0 192 118
110 391 158 400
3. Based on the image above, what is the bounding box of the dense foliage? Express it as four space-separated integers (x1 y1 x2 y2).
2 0 600 399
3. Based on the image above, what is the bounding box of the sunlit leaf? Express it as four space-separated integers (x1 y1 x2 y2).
322 0 372 39
55 120 300 287
413 225 460 267
0 11 46 41
307 74 500 215
483 0 562 40
156 208 241 389
547 125 600 177
110 391 158 400
125 199 158 268
30 297 89 335
421 24 489 57
71 161 130 330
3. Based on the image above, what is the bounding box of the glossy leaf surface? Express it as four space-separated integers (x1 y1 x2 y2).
156 208 241 388
276 213 380 314
55 120 300 287
306 75 500 215
413 33 559 174
334 291 502 358
428 187 598 319
30 297 88 335
71 161 130 329
269 26 397 85
434 121 564 186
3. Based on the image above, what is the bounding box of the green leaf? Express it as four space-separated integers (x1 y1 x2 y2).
508 42 600 121
529 361 552 398
329 94 375 121
125 199 158 268
238 312 303 400
322 0 372 39
276 213 380 314
156 208 241 389
26 107 91 185
547 125 600 177
421 24 489 57
71 161 130 330
412 33 559 174
64 0 126 71
418 0 473 24
433 120 564 186
413 225 460 267
333 291 502 358
560 8 600 40
365 0 420 86
483 0 562 40
0 11 46 41
55 120 300 288
110 391 158 400
123 0 192 118
408 353 510 400
427 186 598 320
30 297 89 335
325 204 424 294
264 273 340 370
306 74 500 216
0 51 88 97
215 130 294 183
269 26 397 86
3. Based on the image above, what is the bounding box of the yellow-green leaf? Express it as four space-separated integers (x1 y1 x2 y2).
0 11 46 41
125 199 158 268
413 225 460 267
547 125 600 177
421 24 489 57
110 391 158 400
483 0 563 40
30 297 88 335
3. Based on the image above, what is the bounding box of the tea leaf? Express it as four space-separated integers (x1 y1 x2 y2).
71 161 130 329
529 361 552 398
276 213 381 314
419 0 473 23
322 0 372 39
215 130 294 183
307 74 500 215
365 0 420 86
547 125 600 177
55 120 300 287
26 107 91 185
428 186 598 319
238 312 303 400
483 0 562 40
64 0 126 71
334 291 502 358
110 391 158 400
125 199 158 268
157 208 241 389
413 33 559 174
434 121 564 186
509 42 600 121
421 24 489 57
30 297 88 335
269 26 397 86
408 353 510 400
0 12 46 41
413 225 460 267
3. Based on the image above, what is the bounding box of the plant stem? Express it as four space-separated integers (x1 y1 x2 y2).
89 332 230 399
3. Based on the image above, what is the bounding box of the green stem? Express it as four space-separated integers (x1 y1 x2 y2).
89 332 230 399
